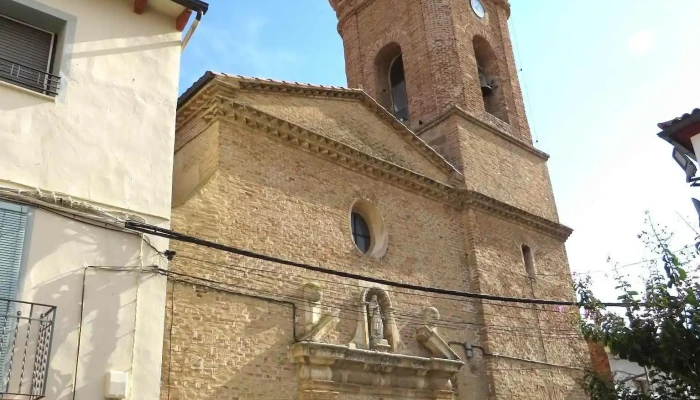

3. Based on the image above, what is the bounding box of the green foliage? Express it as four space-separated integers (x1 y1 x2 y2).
576 214 700 399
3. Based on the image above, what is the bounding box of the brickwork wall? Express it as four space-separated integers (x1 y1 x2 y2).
231 92 451 184
587 341 613 382
334 0 531 143
467 209 588 399
167 0 589 393
455 115 558 220
162 119 491 399
336 0 439 124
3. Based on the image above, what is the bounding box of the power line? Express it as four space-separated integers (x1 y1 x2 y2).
157 267 585 340
175 253 584 320
168 257 584 336
160 269 589 378
124 221 627 308
571 243 697 275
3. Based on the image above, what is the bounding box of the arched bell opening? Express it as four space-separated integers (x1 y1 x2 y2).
374 43 410 122
473 35 509 123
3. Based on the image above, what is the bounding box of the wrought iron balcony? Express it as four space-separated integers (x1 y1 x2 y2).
0 57 60 96
0 298 56 399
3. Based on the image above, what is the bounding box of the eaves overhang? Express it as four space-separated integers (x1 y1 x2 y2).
657 108 700 160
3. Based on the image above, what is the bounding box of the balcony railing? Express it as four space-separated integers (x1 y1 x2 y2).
0 57 60 96
0 298 56 399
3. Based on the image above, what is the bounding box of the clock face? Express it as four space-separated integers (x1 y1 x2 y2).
470 0 486 18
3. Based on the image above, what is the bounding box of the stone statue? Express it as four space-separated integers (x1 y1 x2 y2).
368 295 384 339
367 294 390 352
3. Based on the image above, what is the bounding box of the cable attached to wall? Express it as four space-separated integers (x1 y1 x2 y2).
124 220 629 308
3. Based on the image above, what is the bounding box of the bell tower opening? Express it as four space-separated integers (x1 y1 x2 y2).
374 43 409 122
473 35 509 123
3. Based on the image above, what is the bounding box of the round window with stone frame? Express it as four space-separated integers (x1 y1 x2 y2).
349 200 388 257
470 0 486 18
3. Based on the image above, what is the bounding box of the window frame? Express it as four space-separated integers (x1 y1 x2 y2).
0 13 59 96
0 0 77 99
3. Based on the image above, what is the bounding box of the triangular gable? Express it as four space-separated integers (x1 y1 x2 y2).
220 76 458 185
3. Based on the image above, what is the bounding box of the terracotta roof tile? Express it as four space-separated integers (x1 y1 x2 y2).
657 108 700 130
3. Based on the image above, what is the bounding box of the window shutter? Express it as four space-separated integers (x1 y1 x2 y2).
0 15 53 73
0 202 28 301
0 202 28 386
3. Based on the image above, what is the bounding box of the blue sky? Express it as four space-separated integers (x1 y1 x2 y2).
179 1 700 299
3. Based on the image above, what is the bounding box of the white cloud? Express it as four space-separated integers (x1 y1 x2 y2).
627 31 654 55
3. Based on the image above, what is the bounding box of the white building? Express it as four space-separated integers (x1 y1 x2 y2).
608 355 651 393
0 0 207 399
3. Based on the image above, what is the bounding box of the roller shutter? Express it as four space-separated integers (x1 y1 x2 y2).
0 15 54 91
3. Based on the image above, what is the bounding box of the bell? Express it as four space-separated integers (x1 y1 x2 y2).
478 70 493 96
481 83 493 96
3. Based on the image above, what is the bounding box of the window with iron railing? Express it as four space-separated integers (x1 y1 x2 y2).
0 298 56 399
0 14 60 96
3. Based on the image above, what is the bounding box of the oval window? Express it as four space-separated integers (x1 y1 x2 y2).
349 199 388 257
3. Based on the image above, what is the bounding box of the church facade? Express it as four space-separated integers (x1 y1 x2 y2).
161 0 588 399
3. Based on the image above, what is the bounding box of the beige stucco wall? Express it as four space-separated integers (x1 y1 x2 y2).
0 0 182 219
0 0 183 399
14 207 169 400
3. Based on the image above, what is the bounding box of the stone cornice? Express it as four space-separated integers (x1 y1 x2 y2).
290 341 463 375
220 98 462 205
177 74 459 176
176 75 573 241
416 104 550 161
463 190 572 240
229 76 460 177
331 0 511 24
218 98 572 241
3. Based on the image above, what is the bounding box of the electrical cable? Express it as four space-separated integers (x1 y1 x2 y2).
0 192 168 259
171 254 585 335
174 253 586 316
125 221 630 308
155 267 585 339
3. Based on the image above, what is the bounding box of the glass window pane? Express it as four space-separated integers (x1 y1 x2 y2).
351 213 371 253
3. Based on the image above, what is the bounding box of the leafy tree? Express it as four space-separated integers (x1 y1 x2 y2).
576 214 700 399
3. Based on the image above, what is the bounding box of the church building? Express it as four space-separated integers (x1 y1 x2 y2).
162 0 588 399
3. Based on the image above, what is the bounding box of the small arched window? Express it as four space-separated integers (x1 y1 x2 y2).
389 55 409 121
522 244 535 276
351 212 371 254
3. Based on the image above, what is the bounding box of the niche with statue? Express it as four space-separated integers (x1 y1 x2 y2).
291 283 464 400
350 287 399 352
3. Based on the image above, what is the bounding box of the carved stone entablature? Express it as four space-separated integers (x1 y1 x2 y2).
290 342 464 400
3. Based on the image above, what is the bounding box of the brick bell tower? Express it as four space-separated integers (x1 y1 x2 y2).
330 0 530 143
329 0 560 222
329 1 587 398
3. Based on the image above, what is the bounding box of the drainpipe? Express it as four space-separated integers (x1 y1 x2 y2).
181 10 202 51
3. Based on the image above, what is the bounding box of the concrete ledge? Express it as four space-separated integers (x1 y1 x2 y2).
0 80 56 102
